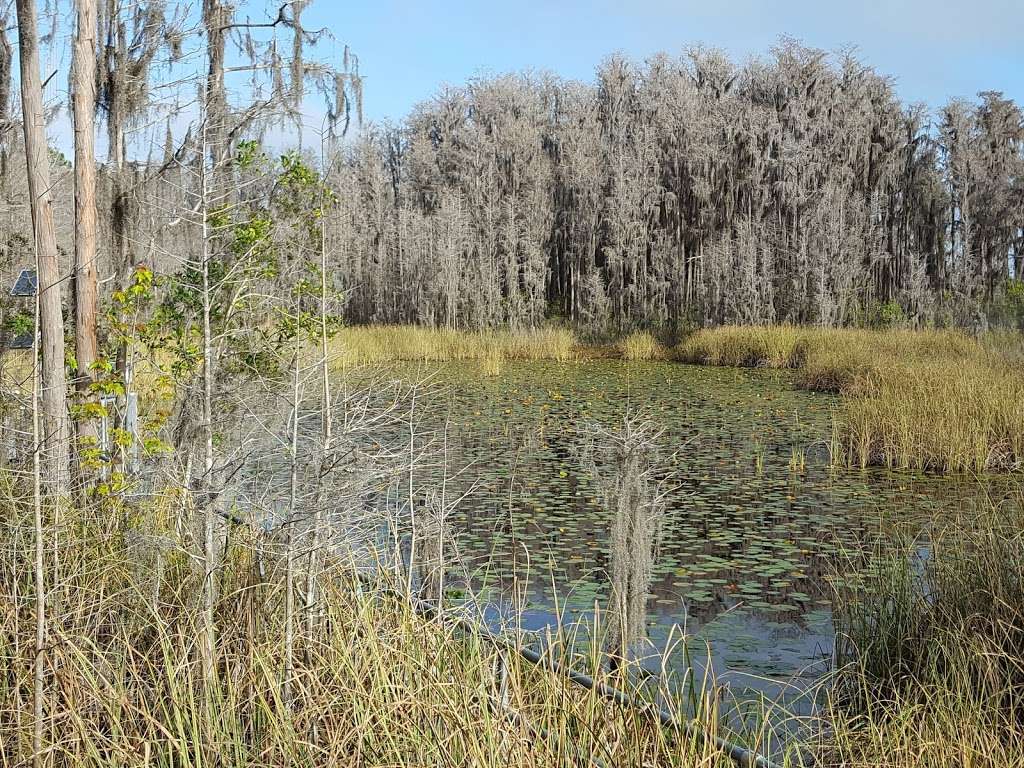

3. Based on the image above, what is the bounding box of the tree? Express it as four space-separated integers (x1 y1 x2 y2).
72 0 99 446
16 0 70 498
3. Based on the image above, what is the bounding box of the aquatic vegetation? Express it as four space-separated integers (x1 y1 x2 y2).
618 330 667 361
675 325 804 368
679 326 1024 473
822 495 1024 765
376 359 1000 700
840 358 1024 472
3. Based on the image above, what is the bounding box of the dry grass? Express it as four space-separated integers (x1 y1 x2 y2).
328 325 577 368
839 359 1024 472
0 491 767 768
618 331 668 361
677 326 1024 473
675 325 804 369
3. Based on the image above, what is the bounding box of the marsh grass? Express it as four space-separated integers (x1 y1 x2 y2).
328 325 577 368
0 493 773 768
678 326 1024 472
676 325 804 369
618 331 667 361
823 498 1024 765
839 359 1024 472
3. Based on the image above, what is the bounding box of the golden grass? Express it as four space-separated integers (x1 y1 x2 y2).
839 359 1024 472
617 330 667 361
0 494 761 768
675 325 804 368
328 325 577 368
677 326 1024 473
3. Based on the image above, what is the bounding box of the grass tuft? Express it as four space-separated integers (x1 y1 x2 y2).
618 331 667 361
328 325 577 368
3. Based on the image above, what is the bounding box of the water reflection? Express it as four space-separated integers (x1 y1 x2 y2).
371 360 1003 708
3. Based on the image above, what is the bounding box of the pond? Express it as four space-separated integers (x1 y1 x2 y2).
328 360 1001 723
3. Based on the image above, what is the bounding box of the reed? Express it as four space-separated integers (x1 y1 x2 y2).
618 330 667 361
822 498 1024 765
328 325 577 368
678 326 1024 473
0 493 767 768
839 357 1024 472
675 325 804 368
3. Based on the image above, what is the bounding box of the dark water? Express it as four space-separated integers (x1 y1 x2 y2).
355 361 995 713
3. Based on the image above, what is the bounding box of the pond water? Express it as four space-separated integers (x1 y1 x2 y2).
351 361 996 714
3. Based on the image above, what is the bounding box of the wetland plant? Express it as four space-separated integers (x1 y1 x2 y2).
578 414 672 670
823 495 1024 764
681 326 1024 474
619 330 667 361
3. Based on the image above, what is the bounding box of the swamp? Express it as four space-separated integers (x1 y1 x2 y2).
2 0 1023 765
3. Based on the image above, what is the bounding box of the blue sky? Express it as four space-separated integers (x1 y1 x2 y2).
303 0 1023 125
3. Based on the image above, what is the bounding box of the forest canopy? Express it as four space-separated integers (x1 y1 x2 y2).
1 31 1022 337
327 41 1023 335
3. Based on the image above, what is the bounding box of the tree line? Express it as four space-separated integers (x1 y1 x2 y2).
328 42 1023 335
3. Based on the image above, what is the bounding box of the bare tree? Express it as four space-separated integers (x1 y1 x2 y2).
72 0 99 445
16 0 70 498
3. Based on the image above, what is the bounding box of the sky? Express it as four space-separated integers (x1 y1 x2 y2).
302 0 1024 126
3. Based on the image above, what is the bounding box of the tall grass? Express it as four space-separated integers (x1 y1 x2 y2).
822 498 1024 765
328 325 577 368
676 325 805 369
0 494 767 768
839 359 1024 472
618 330 668 361
678 326 1024 473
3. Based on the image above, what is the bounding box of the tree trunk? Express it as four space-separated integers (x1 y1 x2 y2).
0 16 12 188
16 0 70 499
31 272 45 768
73 0 99 445
203 0 228 176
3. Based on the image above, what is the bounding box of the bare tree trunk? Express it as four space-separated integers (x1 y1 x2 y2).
199 92 217 684
306 142 332 643
73 0 99 445
203 0 228 175
0 15 12 189
16 0 70 500
31 276 45 768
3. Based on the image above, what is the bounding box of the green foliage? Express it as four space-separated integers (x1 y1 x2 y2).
876 300 905 329
989 279 1024 330
234 139 266 170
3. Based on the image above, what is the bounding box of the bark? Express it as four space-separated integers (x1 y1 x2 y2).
0 15 12 184
203 0 228 177
31 274 45 768
16 0 71 499
73 0 99 444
